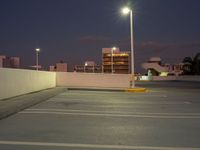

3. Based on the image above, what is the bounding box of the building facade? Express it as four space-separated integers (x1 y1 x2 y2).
49 62 67 72
0 55 20 68
142 57 184 76
74 61 101 73
102 48 130 74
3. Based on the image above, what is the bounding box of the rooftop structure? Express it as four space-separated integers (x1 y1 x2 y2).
142 57 183 76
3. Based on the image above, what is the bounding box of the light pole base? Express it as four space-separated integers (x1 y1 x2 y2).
129 74 135 88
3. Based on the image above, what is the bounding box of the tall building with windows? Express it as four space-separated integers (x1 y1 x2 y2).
102 48 130 74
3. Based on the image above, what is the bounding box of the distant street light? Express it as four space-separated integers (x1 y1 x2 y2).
35 48 40 71
84 62 88 72
111 47 116 74
122 7 135 88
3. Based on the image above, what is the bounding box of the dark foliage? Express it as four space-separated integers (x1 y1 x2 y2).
182 53 200 75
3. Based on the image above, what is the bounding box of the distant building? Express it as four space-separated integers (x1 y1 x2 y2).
102 48 130 74
0 56 6 68
74 61 101 73
49 65 55 71
29 65 42 70
142 57 183 76
0 55 20 68
49 61 67 72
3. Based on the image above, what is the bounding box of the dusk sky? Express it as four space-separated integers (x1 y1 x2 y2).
1 0 200 72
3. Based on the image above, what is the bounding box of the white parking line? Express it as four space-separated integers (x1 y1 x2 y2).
0 140 199 150
20 110 200 119
26 108 200 116
47 99 192 105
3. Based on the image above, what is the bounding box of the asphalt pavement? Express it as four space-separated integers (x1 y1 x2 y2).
0 87 66 120
0 81 200 150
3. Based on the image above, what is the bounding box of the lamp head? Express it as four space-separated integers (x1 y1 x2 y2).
122 7 131 15
112 47 117 50
36 48 40 52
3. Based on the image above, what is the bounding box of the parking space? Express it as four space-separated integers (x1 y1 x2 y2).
0 84 200 150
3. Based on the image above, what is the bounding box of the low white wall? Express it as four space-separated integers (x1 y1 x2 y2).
0 68 56 100
152 76 177 81
152 75 200 81
177 76 200 82
56 72 130 88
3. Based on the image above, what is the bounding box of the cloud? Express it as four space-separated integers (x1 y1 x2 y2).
79 36 111 45
178 42 200 49
134 41 200 65
79 35 200 52
139 41 172 52
136 41 200 54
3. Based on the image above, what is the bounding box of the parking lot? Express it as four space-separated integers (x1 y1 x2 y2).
0 82 200 150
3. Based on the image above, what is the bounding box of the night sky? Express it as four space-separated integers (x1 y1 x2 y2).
1 0 200 72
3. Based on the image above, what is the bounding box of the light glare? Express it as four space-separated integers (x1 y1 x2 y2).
36 48 40 52
122 7 130 15
112 47 116 50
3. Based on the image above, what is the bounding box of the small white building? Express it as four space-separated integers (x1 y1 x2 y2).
50 62 67 72
74 61 101 73
142 57 183 76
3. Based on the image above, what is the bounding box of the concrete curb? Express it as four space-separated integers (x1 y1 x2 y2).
67 87 124 92
67 87 147 93
125 88 147 92
0 87 67 120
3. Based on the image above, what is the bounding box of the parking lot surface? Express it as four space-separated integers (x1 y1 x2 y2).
0 82 200 150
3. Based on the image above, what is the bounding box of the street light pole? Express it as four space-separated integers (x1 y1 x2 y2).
122 7 135 88
130 10 135 88
35 48 40 71
111 47 116 74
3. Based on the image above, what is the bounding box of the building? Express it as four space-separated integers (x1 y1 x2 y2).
74 61 101 73
29 65 42 70
142 57 183 76
0 55 20 68
0 56 6 67
102 48 130 74
49 62 67 72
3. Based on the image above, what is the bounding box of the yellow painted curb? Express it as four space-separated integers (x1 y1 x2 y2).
125 88 147 92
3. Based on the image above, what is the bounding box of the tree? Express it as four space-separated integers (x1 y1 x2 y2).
193 53 200 75
182 57 193 75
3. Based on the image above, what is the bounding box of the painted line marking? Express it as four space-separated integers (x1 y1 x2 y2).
0 140 199 150
26 108 200 116
20 111 200 119
47 99 192 105
184 101 192 104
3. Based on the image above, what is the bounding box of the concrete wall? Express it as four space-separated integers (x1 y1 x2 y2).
0 68 56 100
1 68 199 100
152 76 177 81
152 76 200 81
177 76 200 82
56 72 130 88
